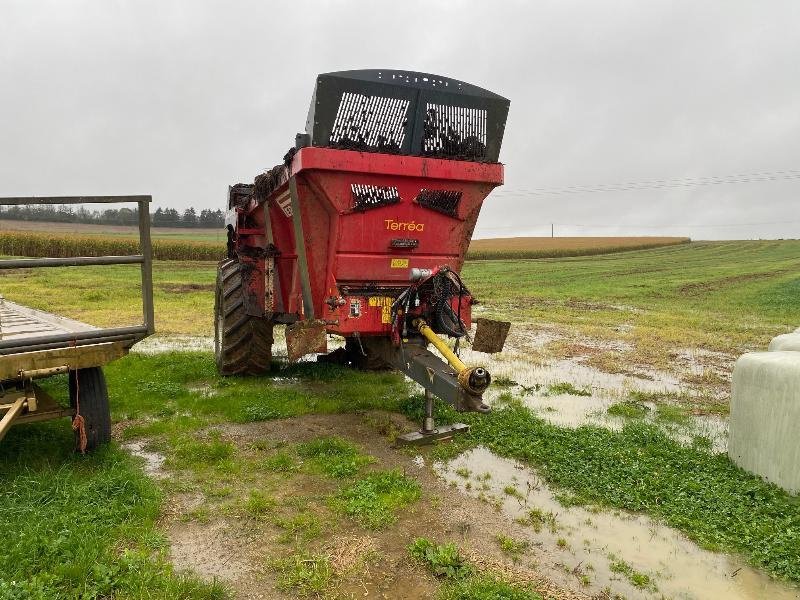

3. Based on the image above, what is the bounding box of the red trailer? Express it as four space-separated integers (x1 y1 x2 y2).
216 70 510 443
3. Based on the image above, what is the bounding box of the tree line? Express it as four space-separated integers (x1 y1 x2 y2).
0 205 225 228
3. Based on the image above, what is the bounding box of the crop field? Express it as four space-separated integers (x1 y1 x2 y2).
467 236 690 259
0 220 687 261
2 240 800 599
0 219 224 242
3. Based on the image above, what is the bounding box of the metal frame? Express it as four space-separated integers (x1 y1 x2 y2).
0 195 154 355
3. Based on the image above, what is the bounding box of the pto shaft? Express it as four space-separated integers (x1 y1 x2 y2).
413 319 491 395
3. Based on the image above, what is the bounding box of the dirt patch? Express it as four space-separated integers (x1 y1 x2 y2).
154 413 588 600
159 283 215 293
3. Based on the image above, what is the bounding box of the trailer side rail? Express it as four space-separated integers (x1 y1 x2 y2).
0 195 154 355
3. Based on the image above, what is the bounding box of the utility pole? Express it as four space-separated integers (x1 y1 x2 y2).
551 223 554 238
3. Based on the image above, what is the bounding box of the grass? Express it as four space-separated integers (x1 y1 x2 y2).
402 397 800 583
409 538 541 599
296 436 374 478
464 240 800 371
608 555 656 591
0 260 217 334
3 240 798 348
607 401 650 419
332 470 421 529
0 422 225 599
4 239 800 593
271 550 332 596
496 534 529 559
467 236 689 260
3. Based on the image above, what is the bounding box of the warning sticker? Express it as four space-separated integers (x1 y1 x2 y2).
276 192 292 218
369 297 394 324
390 258 409 268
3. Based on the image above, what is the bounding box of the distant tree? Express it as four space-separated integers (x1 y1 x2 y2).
199 208 225 228
182 207 198 227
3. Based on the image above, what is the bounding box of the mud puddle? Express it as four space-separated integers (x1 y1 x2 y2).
437 447 799 600
122 440 167 478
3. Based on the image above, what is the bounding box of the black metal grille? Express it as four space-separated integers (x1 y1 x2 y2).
306 70 509 162
329 93 410 153
422 103 487 160
351 184 400 211
415 189 462 216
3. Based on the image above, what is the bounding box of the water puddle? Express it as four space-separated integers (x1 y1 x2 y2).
133 335 213 354
123 440 167 478
437 447 799 600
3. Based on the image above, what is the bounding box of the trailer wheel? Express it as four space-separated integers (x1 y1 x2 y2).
69 367 111 453
215 258 273 375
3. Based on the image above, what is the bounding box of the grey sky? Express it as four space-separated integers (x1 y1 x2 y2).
1 0 798 239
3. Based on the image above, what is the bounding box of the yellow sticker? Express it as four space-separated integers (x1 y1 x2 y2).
390 258 409 268
368 297 394 324
368 297 393 307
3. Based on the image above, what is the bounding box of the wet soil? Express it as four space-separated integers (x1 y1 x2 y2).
128 413 587 600
439 447 800 600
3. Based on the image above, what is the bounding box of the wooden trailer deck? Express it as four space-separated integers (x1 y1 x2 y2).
0 297 129 381
0 297 96 341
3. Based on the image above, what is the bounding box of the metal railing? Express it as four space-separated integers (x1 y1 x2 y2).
0 195 155 354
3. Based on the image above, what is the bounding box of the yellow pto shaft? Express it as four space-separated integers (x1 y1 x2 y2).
413 319 490 395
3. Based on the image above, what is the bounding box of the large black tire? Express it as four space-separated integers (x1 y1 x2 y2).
69 367 111 453
215 258 273 375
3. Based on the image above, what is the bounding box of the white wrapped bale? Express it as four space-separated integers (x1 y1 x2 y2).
729 352 800 494
768 333 800 352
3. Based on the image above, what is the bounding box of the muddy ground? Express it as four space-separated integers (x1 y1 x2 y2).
127 413 588 600
127 323 800 599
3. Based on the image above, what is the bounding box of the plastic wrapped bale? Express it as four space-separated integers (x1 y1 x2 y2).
768 332 800 352
729 351 800 494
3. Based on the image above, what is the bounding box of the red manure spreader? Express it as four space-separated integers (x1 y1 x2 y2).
217 70 510 443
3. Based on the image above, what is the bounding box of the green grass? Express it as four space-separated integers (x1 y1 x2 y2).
0 260 217 335
608 555 656 591
333 470 421 529
0 422 225 599
496 534 529 559
402 397 800 583
409 538 473 580
271 550 332 596
546 382 592 396
409 538 541 599
607 401 650 419
439 576 541 600
464 240 800 367
3 240 799 345
296 436 374 478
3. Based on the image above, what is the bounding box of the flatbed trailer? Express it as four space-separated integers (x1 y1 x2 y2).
0 196 154 452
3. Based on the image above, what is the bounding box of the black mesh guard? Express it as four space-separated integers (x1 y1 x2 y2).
305 70 509 163
416 189 462 217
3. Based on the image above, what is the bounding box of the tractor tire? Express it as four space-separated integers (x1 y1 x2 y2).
69 367 111 453
215 258 273 375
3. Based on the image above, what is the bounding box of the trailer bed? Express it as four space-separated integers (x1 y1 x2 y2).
0 195 154 449
0 298 128 381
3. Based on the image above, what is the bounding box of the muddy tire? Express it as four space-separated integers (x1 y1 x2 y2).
215 258 273 375
69 367 111 453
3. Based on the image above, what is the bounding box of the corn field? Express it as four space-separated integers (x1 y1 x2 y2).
0 231 690 262
0 231 223 261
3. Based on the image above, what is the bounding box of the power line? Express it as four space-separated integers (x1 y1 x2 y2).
476 220 800 231
493 168 800 197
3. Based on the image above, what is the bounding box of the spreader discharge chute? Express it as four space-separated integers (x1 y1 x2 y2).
215 69 511 443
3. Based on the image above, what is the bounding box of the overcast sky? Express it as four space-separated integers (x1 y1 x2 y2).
1 1 798 239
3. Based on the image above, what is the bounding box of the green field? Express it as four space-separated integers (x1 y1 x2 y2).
2 240 800 598
2 239 797 347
